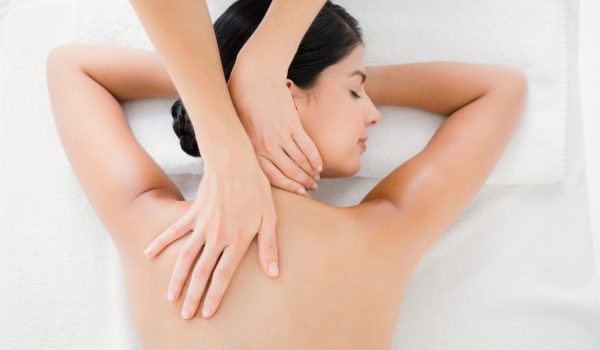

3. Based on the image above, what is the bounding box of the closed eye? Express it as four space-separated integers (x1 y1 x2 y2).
350 90 361 99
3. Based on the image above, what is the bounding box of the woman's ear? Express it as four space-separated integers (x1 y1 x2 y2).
285 78 304 111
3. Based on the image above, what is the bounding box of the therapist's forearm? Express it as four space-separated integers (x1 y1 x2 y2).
128 0 252 166
237 0 327 77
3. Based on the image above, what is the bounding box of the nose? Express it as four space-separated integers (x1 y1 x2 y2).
365 97 381 126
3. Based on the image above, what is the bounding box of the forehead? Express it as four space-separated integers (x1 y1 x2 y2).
322 45 365 78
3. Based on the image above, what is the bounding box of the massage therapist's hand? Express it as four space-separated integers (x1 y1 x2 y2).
143 152 279 320
227 53 323 195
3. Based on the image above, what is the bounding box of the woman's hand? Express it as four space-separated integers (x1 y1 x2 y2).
143 154 279 320
227 56 323 195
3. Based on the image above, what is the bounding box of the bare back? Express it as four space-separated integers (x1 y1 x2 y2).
117 188 420 350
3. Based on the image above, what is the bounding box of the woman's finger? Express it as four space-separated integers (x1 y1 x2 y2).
257 155 307 195
181 238 223 319
282 136 319 179
292 126 323 173
270 148 317 191
200 242 248 318
144 208 196 258
257 210 279 277
167 229 206 303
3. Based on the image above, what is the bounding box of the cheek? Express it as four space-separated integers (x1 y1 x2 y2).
301 103 362 177
302 103 349 152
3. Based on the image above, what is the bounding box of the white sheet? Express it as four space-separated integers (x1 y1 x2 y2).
1 0 598 349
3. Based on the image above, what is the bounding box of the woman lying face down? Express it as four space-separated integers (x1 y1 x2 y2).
47 0 527 347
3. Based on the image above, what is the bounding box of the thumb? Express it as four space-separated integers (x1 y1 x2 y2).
257 213 279 277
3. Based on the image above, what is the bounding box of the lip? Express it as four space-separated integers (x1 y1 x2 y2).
358 136 368 143
358 140 367 151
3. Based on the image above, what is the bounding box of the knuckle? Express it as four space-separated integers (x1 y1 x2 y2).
179 248 196 262
269 176 285 189
230 233 244 248
210 229 225 245
295 168 309 181
214 266 231 281
284 164 297 177
261 239 277 255
288 127 298 139
193 264 210 279
288 184 300 193
290 123 303 137
302 159 312 169
268 172 284 185
257 156 272 172
263 171 276 184
277 128 289 141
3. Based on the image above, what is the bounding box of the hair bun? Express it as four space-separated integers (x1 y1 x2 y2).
171 99 201 157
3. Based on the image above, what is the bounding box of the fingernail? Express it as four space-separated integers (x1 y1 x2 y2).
297 187 306 195
314 174 320 181
202 306 212 318
317 165 323 172
268 262 279 276
182 309 191 319
167 290 176 302
144 246 154 257
311 183 318 190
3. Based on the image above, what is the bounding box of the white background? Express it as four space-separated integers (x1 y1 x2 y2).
579 0 600 275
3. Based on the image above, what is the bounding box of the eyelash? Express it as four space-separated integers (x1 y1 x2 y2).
350 90 361 99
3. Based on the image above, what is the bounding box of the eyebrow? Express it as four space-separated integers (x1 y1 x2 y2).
349 69 367 83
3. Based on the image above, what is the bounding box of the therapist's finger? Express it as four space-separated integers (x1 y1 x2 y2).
283 137 319 179
292 125 323 173
144 206 196 258
181 240 223 319
166 229 206 303
271 148 317 191
257 209 279 277
200 242 248 318
257 155 307 195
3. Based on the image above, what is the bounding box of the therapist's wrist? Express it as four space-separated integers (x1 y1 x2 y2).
236 42 289 79
200 130 259 170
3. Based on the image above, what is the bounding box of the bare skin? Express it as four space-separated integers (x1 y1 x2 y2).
120 188 412 349
46 45 527 349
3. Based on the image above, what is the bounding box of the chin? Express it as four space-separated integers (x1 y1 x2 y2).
348 162 361 177
320 152 361 178
339 158 362 177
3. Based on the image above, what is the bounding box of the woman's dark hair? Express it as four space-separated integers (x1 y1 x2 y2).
171 0 363 157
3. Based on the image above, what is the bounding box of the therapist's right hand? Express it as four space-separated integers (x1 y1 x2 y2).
227 55 323 196
143 151 279 320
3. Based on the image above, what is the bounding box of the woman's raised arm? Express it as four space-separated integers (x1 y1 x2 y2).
127 0 326 321
361 62 527 257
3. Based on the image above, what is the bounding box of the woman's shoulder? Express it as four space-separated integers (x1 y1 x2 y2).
120 187 400 264
110 190 193 259
271 188 401 250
